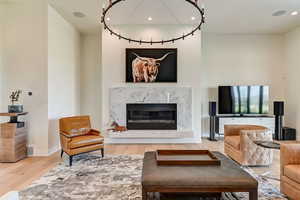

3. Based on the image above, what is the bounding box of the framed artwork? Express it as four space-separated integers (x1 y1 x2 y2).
126 48 177 83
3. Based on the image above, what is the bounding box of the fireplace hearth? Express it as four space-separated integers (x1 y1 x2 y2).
126 104 177 130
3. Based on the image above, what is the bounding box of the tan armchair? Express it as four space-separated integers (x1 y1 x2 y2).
280 144 300 199
59 116 104 166
224 125 273 166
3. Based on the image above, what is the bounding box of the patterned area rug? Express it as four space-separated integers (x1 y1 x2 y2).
19 154 287 200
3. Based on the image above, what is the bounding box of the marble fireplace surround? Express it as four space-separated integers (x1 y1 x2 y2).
109 87 193 138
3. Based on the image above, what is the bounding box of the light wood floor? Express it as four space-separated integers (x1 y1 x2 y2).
0 139 281 196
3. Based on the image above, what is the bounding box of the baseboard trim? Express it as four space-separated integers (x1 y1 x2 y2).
48 145 60 156
104 137 202 144
27 145 60 157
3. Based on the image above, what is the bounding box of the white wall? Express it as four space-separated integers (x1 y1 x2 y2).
0 5 4 114
0 2 81 155
99 27 288 139
0 0 49 155
47 5 81 152
201 33 286 135
80 34 102 130
284 27 300 140
102 25 202 139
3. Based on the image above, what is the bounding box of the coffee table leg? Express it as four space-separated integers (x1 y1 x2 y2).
142 188 147 200
249 188 258 200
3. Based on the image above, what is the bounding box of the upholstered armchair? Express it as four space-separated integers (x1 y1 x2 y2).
280 144 300 199
59 116 104 166
224 125 273 166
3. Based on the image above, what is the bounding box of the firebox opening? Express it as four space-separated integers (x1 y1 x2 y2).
126 104 177 130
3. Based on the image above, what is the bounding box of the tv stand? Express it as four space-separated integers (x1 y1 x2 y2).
215 115 275 135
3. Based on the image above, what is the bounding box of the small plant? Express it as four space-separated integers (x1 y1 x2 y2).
9 90 22 105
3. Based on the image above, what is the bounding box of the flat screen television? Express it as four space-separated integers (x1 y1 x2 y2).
218 85 269 115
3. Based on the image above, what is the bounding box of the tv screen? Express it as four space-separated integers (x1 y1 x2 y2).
218 85 269 115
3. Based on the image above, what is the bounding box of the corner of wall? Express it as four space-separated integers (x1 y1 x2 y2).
47 4 82 154
282 26 300 140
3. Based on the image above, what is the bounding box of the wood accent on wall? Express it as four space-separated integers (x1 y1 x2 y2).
0 123 27 162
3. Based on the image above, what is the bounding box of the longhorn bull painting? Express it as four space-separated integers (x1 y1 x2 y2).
126 48 177 83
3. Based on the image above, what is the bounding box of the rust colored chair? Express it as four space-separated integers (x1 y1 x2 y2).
280 143 300 199
59 116 104 166
224 125 273 166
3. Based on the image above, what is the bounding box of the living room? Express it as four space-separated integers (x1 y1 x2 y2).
0 0 300 199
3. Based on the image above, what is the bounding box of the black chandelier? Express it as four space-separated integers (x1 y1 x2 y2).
101 0 205 45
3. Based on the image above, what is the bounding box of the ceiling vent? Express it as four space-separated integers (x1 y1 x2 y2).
73 11 86 18
272 10 287 17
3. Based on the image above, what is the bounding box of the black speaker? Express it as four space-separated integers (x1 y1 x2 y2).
209 102 217 141
274 101 284 116
209 102 217 116
282 127 297 140
274 101 284 140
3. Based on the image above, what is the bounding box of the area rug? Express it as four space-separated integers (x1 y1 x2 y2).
19 154 287 200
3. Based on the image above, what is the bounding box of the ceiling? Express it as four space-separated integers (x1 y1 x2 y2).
49 0 300 34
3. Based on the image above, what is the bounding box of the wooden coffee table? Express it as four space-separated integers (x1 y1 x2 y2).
142 151 258 200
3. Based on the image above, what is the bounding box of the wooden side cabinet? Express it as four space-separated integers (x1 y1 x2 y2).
0 112 28 162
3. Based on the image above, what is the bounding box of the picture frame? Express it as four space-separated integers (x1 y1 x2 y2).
126 48 177 83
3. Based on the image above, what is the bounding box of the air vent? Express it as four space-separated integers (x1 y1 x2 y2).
272 10 287 16
73 11 86 18
27 146 34 156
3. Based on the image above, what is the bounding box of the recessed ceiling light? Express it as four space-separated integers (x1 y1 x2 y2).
148 17 152 21
191 16 196 20
107 17 110 21
73 11 86 18
272 10 287 17
291 11 299 16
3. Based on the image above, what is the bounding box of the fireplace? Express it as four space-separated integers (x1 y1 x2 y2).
126 104 177 130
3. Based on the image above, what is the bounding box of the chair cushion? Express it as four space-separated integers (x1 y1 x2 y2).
225 136 240 150
284 165 300 184
70 135 104 149
69 127 91 137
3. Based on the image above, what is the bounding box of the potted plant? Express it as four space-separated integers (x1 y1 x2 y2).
8 90 23 113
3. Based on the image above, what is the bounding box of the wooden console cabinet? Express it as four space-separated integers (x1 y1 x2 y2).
0 112 28 162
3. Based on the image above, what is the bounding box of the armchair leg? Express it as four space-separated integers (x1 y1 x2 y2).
69 155 73 167
101 148 104 157
61 150 64 158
